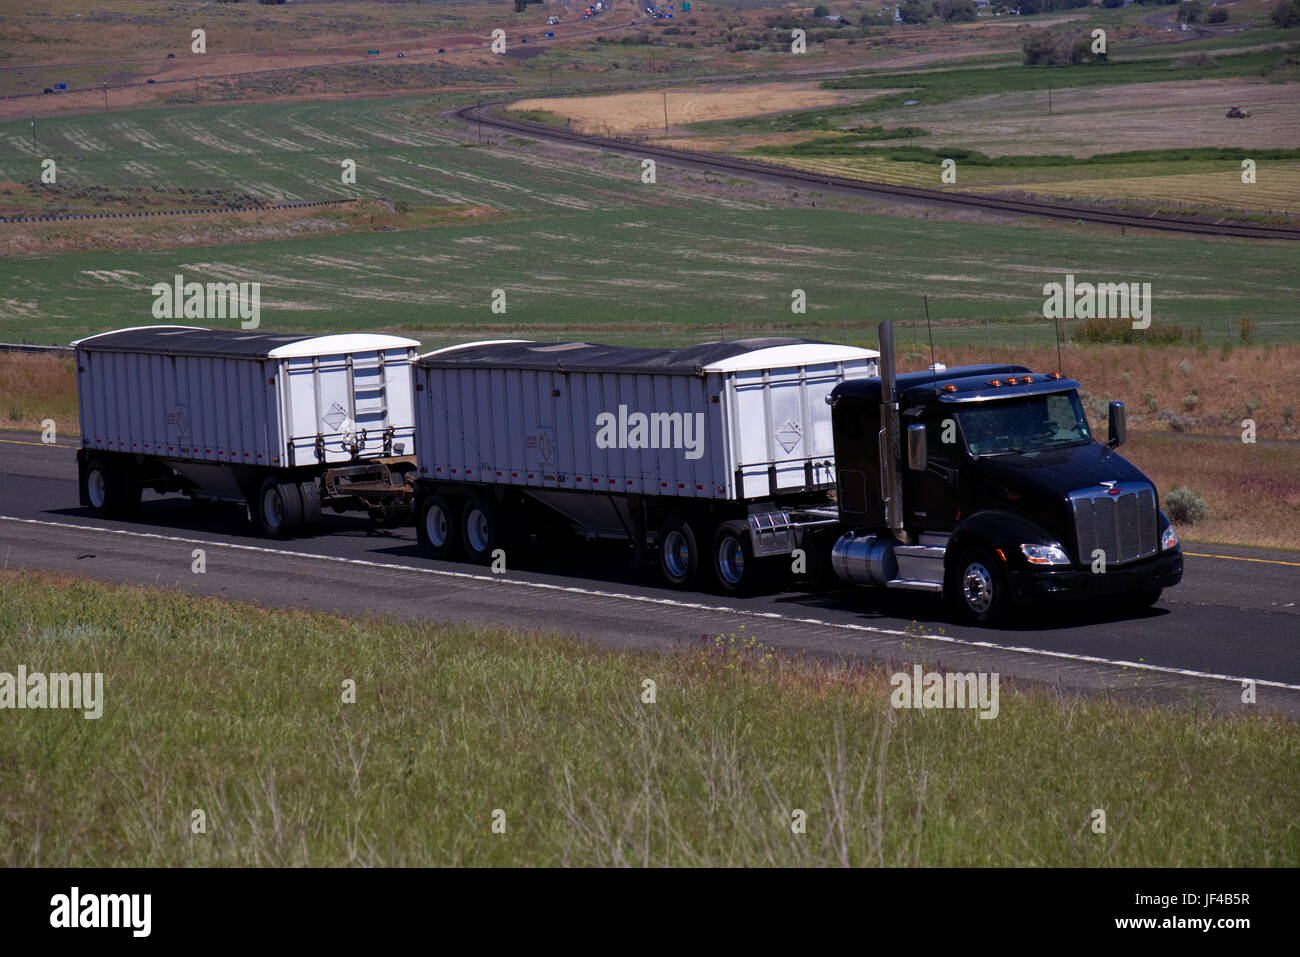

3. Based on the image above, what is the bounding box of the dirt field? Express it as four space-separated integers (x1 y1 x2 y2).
906 79 1300 157
509 82 865 135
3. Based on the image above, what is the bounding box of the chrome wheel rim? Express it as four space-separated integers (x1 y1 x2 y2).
87 469 107 508
466 508 489 553
962 562 994 614
426 504 448 547
717 536 744 585
663 530 690 579
262 487 284 529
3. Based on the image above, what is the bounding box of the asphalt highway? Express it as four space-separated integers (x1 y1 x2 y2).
2 431 1297 716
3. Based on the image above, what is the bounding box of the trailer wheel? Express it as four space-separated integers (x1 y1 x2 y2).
950 547 1009 627
82 456 140 517
712 520 762 595
298 479 322 531
657 514 703 589
417 493 459 559
461 495 500 565
254 477 302 538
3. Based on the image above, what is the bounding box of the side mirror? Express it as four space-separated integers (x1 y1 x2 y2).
907 423 928 471
1107 400 1127 449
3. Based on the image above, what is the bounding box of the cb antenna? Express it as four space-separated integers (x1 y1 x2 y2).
924 295 938 392
1055 313 1063 376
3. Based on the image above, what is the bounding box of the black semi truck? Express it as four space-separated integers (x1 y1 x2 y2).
815 320 1184 624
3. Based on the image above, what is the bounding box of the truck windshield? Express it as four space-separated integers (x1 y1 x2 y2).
956 391 1092 456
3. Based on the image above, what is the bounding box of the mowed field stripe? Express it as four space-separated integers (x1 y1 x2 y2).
3 515 1297 692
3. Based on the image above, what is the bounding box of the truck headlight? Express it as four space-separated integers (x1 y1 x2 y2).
1020 543 1071 566
1161 524 1179 551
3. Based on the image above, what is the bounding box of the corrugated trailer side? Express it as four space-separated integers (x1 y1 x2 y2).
77 342 280 467
417 363 727 499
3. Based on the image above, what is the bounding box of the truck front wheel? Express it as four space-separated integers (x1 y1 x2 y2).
417 493 459 559
950 547 1009 627
657 514 703 589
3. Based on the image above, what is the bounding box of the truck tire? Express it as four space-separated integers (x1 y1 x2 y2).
657 514 704 589
417 493 459 559
950 546 1009 627
461 495 500 565
712 520 762 595
254 476 302 538
83 455 140 517
298 479 322 531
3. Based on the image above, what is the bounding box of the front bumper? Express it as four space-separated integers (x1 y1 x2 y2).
1008 548 1183 601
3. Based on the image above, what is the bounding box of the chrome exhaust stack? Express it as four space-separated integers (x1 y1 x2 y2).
877 320 907 544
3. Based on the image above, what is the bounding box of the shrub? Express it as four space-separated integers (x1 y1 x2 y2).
1182 394 1199 411
1164 487 1210 525
1178 359 1192 376
1208 8 1228 22
1238 317 1256 345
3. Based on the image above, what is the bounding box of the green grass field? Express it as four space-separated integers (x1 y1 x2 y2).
1 569 1296 867
1 96 1298 348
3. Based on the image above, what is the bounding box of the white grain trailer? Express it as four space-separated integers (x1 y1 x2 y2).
412 338 878 591
73 325 421 536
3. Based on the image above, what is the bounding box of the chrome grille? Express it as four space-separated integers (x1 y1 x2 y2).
1069 482 1158 566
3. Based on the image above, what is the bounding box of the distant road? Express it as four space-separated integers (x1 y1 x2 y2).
2 430 1297 718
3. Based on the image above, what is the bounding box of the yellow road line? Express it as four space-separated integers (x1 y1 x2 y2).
1184 551 1300 568
0 437 73 449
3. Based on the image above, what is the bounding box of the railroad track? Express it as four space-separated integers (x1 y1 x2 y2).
454 102 1300 242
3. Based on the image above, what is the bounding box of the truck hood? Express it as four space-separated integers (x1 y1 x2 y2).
973 441 1152 502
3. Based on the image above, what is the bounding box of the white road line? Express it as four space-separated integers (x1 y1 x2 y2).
3 514 1297 693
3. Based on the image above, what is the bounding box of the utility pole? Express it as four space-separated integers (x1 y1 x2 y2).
662 91 669 133
103 84 108 112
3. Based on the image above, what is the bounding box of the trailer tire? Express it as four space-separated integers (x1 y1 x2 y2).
950 546 1009 627
83 455 140 517
298 479 322 531
461 495 500 565
712 520 762 595
254 476 302 538
417 493 459 559
657 514 704 589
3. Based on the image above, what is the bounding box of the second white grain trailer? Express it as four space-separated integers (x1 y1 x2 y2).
73 325 421 536
411 337 879 591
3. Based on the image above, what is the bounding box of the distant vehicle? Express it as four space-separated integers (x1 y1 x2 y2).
437 48 445 53
146 79 155 84
397 52 405 58
1226 106 1251 119
43 88 52 94
166 53 175 59
545 32 555 37
521 37 528 43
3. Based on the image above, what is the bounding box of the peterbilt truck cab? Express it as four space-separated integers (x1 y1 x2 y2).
825 321 1183 625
